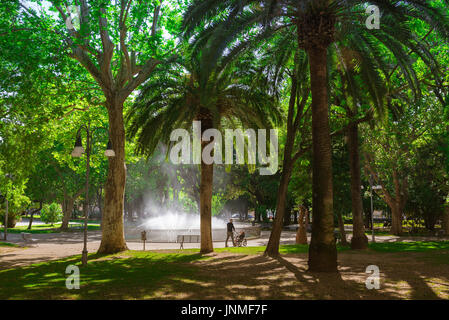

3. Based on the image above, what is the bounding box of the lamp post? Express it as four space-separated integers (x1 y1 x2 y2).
368 175 382 243
3 174 13 241
3 194 7 241
71 120 115 266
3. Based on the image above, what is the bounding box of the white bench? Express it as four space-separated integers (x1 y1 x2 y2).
177 235 200 249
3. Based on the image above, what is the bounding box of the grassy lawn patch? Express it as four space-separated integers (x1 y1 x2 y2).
0 251 207 299
157 244 351 255
5 223 101 234
368 241 449 252
0 241 20 247
1 242 449 299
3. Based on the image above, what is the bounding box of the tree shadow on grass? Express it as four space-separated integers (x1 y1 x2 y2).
2 250 448 300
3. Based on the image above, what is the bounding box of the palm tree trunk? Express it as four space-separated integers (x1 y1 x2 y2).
307 46 338 272
347 123 368 249
199 109 214 253
98 100 128 254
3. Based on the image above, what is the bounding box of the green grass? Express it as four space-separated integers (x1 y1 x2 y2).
165 241 449 255
368 241 449 252
0 251 206 299
160 244 351 255
4 223 101 234
0 241 20 247
69 219 101 224
1 241 449 299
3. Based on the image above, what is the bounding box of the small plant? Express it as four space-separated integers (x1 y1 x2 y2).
40 203 63 226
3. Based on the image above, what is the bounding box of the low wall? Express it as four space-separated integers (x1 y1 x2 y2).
125 224 261 243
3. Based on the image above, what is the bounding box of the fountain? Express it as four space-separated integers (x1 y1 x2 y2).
124 211 260 242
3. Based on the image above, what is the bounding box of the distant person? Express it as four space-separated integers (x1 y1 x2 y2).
226 219 235 247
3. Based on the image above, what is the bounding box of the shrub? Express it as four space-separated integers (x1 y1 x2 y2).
40 203 63 226
0 210 21 228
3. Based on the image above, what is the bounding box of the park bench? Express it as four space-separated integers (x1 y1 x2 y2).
177 234 200 249
69 223 83 230
21 232 38 245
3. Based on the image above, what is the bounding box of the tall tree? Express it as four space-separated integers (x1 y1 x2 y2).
183 0 449 271
16 0 181 253
126 51 280 253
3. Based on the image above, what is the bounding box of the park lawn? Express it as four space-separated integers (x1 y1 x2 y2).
4 223 101 234
0 242 20 247
369 241 449 252
157 243 351 255
1 241 448 300
0 251 208 299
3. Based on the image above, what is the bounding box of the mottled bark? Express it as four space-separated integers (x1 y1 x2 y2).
98 99 128 254
60 197 75 230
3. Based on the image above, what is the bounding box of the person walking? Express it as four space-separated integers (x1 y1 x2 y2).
226 219 236 247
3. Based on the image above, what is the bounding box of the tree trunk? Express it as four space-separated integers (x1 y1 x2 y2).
283 207 292 226
296 205 308 244
27 201 42 230
442 206 449 235
347 124 368 249
98 187 103 219
336 211 348 246
98 100 128 254
265 70 297 257
199 109 214 254
307 46 338 272
390 202 403 235
60 197 75 231
265 165 293 256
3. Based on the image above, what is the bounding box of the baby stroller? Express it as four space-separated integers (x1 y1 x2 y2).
234 231 247 247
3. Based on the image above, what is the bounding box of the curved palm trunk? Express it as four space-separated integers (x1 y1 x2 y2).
98 100 128 254
307 46 338 272
199 111 214 253
265 72 298 257
265 164 293 256
347 124 368 249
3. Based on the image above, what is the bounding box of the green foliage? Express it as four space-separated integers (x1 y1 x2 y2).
40 203 63 226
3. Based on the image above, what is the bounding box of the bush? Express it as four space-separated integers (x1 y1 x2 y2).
40 203 63 226
0 210 21 228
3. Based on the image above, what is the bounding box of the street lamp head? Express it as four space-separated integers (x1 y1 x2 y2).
71 134 85 157
104 140 115 157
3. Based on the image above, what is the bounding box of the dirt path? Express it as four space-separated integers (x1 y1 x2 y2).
0 230 445 270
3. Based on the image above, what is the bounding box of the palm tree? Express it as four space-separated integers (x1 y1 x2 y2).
126 51 280 253
183 0 449 271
